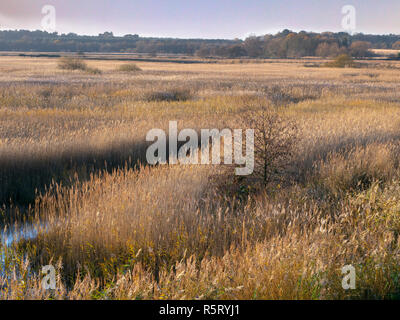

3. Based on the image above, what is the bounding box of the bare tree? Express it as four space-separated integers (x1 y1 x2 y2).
240 105 298 186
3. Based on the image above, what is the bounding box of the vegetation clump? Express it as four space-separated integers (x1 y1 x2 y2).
58 57 88 71
58 57 102 74
324 54 357 68
118 63 142 72
144 88 193 102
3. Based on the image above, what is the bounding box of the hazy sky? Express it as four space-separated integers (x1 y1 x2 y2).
0 0 399 38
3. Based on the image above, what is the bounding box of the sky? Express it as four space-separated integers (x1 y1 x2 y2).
0 0 399 39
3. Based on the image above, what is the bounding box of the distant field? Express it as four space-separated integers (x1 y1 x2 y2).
371 48 400 56
1 56 400 299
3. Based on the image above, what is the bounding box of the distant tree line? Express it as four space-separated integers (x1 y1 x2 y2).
197 30 399 58
1 29 400 58
0 30 235 55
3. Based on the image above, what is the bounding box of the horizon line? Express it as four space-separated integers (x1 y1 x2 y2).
1 28 400 41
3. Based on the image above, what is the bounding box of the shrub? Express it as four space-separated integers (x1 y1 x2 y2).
324 54 357 68
118 63 142 72
58 57 102 74
143 88 193 102
58 57 87 71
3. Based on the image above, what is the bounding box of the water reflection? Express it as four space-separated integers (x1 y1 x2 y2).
1 223 39 247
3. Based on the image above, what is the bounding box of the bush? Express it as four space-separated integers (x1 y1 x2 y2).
118 63 142 72
58 57 102 74
58 57 88 71
324 54 357 68
143 88 193 102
